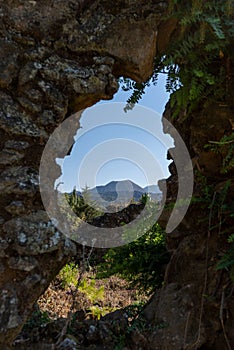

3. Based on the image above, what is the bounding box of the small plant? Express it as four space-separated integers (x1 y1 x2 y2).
79 278 104 304
205 132 234 174
87 305 113 320
194 177 234 282
141 193 150 205
59 262 79 289
217 233 234 282
78 278 106 320
114 335 126 350
23 307 50 331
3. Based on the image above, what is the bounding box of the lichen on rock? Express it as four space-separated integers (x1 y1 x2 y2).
0 0 165 345
1 1 233 348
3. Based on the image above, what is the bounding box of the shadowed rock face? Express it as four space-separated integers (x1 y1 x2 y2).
0 0 171 345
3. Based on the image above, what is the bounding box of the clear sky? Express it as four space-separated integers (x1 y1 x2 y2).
56 74 173 192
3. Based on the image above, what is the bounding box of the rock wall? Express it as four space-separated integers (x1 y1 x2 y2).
0 0 233 349
0 0 171 346
143 87 234 348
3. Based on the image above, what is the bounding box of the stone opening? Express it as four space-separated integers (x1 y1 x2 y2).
55 77 172 206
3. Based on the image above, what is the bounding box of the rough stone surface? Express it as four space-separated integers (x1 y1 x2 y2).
0 0 168 346
0 0 233 349
142 98 234 349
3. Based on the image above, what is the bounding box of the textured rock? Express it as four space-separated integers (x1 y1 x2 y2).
142 98 234 349
0 40 19 89
0 92 47 138
0 166 38 195
1 0 233 348
0 0 167 345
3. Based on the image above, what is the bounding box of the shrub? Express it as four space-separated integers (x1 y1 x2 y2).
97 223 170 294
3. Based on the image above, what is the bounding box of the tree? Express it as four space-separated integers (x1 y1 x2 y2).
66 187 102 222
97 223 170 294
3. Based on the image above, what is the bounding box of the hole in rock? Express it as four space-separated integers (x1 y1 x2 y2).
29 75 174 346
55 73 173 218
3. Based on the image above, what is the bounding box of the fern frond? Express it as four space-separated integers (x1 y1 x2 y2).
228 234 234 243
206 17 225 39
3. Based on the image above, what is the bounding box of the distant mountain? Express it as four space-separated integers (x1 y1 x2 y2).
96 180 143 194
143 184 160 193
67 180 162 209
81 180 162 207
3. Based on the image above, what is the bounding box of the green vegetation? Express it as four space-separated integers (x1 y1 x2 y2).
58 261 110 320
59 261 79 289
121 0 234 267
79 279 107 320
65 187 102 222
58 191 169 325
217 234 234 282
78 278 104 303
205 133 234 174
10 1 234 347
23 307 50 331
123 0 233 119
63 0 234 321
97 223 170 294
121 0 234 291
60 192 169 311
193 175 234 281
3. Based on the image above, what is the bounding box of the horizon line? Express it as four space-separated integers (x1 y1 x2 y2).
66 179 160 192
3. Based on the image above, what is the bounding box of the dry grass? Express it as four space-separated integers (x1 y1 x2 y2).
38 272 148 321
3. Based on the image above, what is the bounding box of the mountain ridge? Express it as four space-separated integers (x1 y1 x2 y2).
68 180 162 205
88 179 161 194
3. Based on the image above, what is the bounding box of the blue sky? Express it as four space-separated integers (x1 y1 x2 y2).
56 74 173 192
